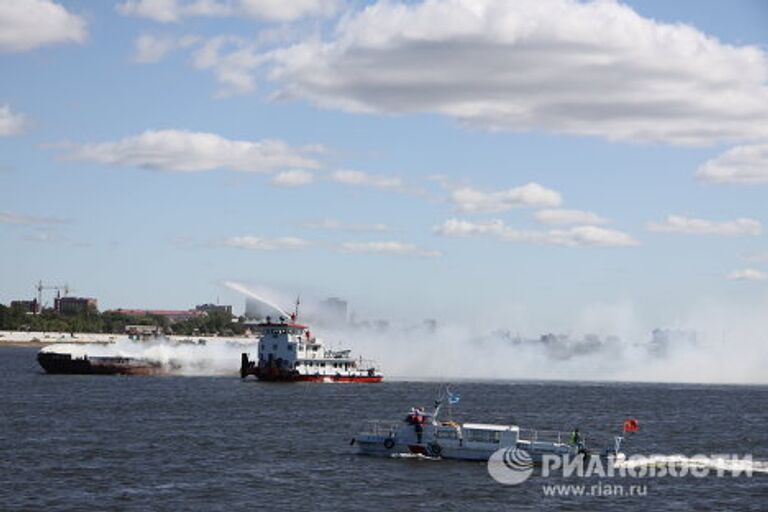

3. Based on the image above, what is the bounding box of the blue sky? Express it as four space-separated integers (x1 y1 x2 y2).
1 0 768 332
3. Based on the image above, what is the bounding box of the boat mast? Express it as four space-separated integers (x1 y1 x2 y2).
292 295 301 322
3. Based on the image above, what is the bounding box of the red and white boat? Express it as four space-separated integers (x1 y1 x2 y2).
240 311 382 383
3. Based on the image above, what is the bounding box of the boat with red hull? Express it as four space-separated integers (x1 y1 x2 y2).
240 311 382 383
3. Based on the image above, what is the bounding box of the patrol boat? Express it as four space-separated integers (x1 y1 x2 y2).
352 394 627 461
240 310 382 383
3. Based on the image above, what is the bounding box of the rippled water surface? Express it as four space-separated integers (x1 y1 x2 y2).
1 347 766 511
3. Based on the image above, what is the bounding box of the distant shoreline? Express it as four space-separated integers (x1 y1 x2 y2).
0 330 255 348
0 341 50 348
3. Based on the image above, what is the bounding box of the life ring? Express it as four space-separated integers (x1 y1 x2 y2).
384 437 396 449
427 442 442 457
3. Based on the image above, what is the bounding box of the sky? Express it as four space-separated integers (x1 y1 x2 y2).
1 0 768 337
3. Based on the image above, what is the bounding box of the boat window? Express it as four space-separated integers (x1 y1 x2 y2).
435 429 459 440
465 429 502 443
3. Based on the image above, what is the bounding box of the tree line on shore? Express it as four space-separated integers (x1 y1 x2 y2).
0 304 247 336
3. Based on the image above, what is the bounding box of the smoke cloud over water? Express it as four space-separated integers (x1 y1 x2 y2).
326 322 766 384
39 285 768 384
303 294 768 385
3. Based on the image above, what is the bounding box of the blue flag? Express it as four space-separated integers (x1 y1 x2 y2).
448 391 461 405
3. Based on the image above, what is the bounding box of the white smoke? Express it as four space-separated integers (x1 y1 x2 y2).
288 291 768 384
38 285 768 383
41 338 256 376
223 281 291 317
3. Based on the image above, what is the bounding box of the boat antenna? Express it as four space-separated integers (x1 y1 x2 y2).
294 295 301 320
445 385 452 421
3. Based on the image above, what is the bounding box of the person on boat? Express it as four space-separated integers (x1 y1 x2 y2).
414 409 424 443
570 428 584 452
405 407 425 442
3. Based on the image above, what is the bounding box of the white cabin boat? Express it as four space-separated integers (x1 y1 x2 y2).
353 398 625 462
240 313 382 383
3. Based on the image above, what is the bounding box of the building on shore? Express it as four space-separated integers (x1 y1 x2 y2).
195 303 233 316
110 309 204 323
54 296 98 315
10 299 40 314
125 324 163 339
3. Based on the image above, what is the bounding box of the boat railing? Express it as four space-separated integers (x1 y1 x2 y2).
358 420 399 437
356 358 379 369
326 350 352 359
518 428 568 444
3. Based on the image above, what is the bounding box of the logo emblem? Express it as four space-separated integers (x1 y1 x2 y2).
488 447 534 485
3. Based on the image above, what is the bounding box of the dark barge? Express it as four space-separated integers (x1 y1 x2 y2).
37 351 166 375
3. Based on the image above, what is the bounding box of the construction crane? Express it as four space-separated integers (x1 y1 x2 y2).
35 280 72 309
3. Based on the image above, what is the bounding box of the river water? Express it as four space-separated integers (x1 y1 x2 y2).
1 346 766 511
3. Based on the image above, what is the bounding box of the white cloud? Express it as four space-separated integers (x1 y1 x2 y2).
550 225 638 248
743 252 768 264
117 0 230 22
330 169 402 189
0 211 66 225
434 218 637 247
191 36 266 96
117 0 338 22
271 169 314 187
125 13 330 95
266 0 768 145
61 129 322 173
435 218 506 237
24 232 58 242
338 241 441 257
450 183 561 213
0 105 28 136
223 235 310 251
0 0 86 52
696 144 768 184
20 229 87 247
236 0 338 21
647 215 762 236
133 33 199 63
726 269 768 281
534 208 608 226
223 234 438 256
301 218 390 232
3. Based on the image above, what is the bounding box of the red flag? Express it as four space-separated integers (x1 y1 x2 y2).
623 418 639 432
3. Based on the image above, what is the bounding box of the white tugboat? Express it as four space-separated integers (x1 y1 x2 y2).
240 302 382 383
352 392 629 462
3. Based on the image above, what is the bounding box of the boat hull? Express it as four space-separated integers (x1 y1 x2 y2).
257 373 383 383
240 353 382 382
355 435 620 463
37 352 165 376
354 434 507 460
